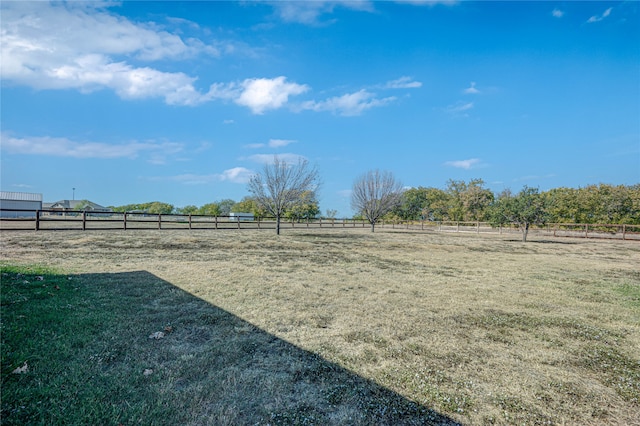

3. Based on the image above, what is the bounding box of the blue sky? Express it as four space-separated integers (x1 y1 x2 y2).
1 1 638 216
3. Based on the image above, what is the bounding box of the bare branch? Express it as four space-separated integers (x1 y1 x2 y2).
351 169 403 232
247 156 320 234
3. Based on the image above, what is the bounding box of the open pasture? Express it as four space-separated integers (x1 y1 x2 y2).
1 229 639 425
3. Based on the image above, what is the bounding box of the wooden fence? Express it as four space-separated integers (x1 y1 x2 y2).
1 209 639 241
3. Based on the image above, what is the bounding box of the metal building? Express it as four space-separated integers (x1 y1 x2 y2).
0 191 43 218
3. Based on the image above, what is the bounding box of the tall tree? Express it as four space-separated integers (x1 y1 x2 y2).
247 156 320 235
461 179 494 221
490 186 547 242
351 169 403 232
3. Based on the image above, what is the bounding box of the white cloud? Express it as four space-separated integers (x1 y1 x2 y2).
0 2 221 105
302 90 396 116
384 76 422 89
268 139 296 148
444 101 474 116
157 167 254 185
463 82 480 94
208 77 309 114
269 1 374 25
551 9 564 18
0 132 182 162
444 158 482 169
587 7 612 23
218 167 254 183
246 153 307 165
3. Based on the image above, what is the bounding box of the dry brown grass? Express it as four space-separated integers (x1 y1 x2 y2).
1 229 639 425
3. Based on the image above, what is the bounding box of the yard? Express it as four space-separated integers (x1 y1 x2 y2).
1 229 639 425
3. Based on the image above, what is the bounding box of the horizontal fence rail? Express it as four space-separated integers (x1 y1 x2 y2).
1 208 639 241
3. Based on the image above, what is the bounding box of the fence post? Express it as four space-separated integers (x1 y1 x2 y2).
188 214 192 230
623 224 626 240
476 221 480 234
35 210 40 231
291 217 294 228
158 214 162 229
319 218 322 228
124 212 127 230
457 222 460 232
258 216 261 229
237 217 241 230
215 216 218 230
585 224 588 238
82 211 87 231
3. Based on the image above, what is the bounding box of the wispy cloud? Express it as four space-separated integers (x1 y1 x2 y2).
383 76 422 89
246 139 297 149
268 1 373 25
587 7 612 23
268 139 296 148
154 167 255 185
0 132 182 163
302 90 396 116
444 158 482 169
154 167 254 185
463 82 480 94
444 101 474 117
551 8 564 18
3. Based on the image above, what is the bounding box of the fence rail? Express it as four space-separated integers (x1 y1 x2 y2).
1 209 639 241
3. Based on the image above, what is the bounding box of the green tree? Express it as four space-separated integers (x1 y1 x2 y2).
198 203 221 216
394 187 429 220
544 187 581 223
490 186 547 242
176 205 199 215
284 190 320 221
461 179 494 221
444 179 467 221
423 187 450 221
232 196 267 219
146 202 174 215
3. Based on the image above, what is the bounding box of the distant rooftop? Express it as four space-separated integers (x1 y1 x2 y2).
0 191 43 202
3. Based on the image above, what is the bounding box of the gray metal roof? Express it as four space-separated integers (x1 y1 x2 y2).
0 191 43 202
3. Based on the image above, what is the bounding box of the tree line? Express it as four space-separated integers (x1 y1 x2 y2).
387 180 640 225
107 181 639 227
106 158 638 240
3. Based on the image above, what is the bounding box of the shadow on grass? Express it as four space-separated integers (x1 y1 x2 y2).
2 270 460 425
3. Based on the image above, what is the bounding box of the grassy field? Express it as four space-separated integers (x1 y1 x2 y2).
1 229 639 425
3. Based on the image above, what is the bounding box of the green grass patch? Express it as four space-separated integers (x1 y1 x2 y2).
1 264 457 425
